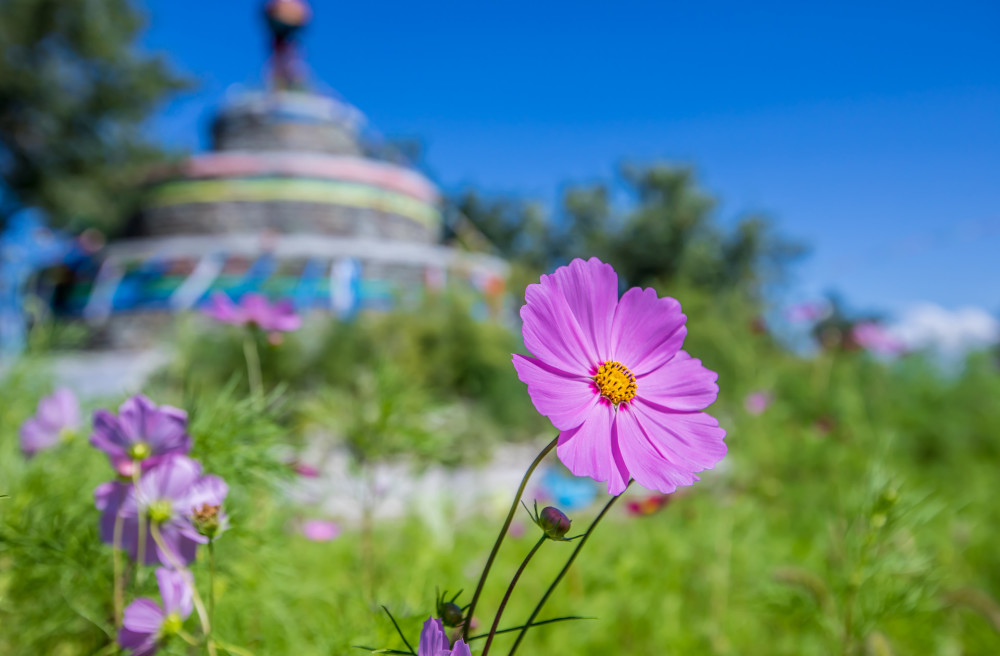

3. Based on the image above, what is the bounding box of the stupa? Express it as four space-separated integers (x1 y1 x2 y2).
74 0 507 346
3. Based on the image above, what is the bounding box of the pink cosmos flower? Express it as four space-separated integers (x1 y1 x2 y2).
785 301 828 323
851 321 904 356
625 493 672 517
293 461 321 478
118 568 193 655
203 292 302 333
19 387 80 456
744 391 773 416
513 257 726 496
418 617 472 656
90 395 191 472
108 455 228 566
301 519 340 542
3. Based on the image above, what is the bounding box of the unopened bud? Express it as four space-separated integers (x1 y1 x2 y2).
440 602 464 627
192 503 222 538
538 506 572 540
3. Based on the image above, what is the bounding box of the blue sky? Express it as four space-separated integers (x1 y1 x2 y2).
140 0 1000 317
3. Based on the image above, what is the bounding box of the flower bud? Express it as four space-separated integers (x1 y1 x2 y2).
538 506 572 540
192 503 222 539
440 601 464 627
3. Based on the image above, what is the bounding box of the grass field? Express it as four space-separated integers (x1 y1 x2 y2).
2 308 999 655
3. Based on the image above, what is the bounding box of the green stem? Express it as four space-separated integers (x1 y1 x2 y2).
463 436 558 641
132 469 147 572
208 541 216 640
213 639 256 656
149 523 216 656
507 482 630 656
481 536 546 656
112 507 125 627
243 332 263 397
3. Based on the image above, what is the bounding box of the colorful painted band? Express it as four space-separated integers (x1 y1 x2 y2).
146 178 441 230
178 153 438 203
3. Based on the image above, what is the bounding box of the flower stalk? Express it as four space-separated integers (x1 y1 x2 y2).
481 536 546 656
150 522 217 656
243 332 263 397
463 436 557 641
507 481 631 656
112 508 125 626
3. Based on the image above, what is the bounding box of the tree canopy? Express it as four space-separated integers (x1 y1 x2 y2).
0 0 187 232
451 163 806 303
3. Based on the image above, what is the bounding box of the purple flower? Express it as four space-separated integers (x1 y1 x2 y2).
203 292 302 333
513 258 726 496
95 480 133 551
118 568 193 656
90 395 190 471
418 617 472 656
301 519 340 542
19 388 80 456
114 456 228 567
744 391 773 416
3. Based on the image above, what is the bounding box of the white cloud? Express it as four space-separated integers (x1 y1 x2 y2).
889 303 1000 356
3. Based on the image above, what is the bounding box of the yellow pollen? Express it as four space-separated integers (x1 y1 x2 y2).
593 361 637 405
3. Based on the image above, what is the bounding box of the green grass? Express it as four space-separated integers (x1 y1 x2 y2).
2 317 999 655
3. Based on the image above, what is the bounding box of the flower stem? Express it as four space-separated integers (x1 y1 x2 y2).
208 541 217 640
149 523 217 656
463 436 558 641
212 639 256 656
112 509 125 626
481 536 546 656
506 481 630 656
243 332 263 397
132 469 147 572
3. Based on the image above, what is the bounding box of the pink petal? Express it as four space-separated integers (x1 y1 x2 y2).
267 299 302 332
301 519 340 542
610 286 686 375
512 354 598 431
418 617 448 656
614 405 699 494
521 262 616 373
90 409 129 458
139 456 201 503
154 523 201 567
117 395 157 443
19 418 57 455
241 293 272 326
544 258 617 360
118 627 156 653
631 399 728 471
557 401 629 496
36 388 79 429
635 351 719 411
450 640 472 656
156 568 193 619
122 598 164 634
203 292 244 325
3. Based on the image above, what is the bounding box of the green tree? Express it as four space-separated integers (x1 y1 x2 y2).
0 0 187 232
453 163 806 302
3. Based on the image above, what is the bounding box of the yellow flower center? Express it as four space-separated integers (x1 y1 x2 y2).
129 442 151 461
148 499 173 524
160 611 183 636
593 361 637 405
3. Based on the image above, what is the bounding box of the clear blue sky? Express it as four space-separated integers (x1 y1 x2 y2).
140 0 1000 317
